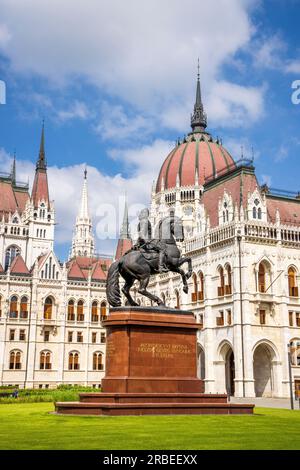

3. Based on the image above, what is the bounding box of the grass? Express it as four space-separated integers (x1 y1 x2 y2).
0 386 98 404
0 403 299 450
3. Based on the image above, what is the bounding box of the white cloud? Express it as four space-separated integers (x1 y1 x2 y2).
56 100 91 122
224 137 260 161
0 0 264 130
285 60 300 74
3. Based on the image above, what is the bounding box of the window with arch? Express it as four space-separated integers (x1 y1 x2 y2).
44 297 53 320
40 351 52 370
91 301 99 323
67 300 75 321
69 352 80 370
191 273 198 302
288 267 298 297
198 272 204 301
258 262 271 293
9 350 22 370
9 296 18 319
252 198 262 220
20 296 28 319
93 352 104 371
77 300 84 322
218 267 225 297
5 245 21 270
175 290 180 309
223 202 229 224
100 302 107 321
225 265 232 295
289 340 300 366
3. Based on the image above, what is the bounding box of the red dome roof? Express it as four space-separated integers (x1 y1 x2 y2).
156 132 235 193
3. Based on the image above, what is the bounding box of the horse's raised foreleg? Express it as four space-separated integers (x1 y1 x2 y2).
178 256 193 279
172 266 189 294
138 275 165 306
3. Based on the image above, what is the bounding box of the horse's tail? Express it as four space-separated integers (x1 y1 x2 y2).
106 260 121 307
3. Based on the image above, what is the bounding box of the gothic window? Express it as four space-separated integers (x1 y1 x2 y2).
5 245 21 270
40 351 52 370
223 202 229 223
289 340 300 366
253 207 257 219
252 198 262 220
225 265 232 295
44 297 53 320
20 296 28 319
12 217 19 224
288 267 298 297
258 208 262 220
218 267 225 297
100 302 107 321
69 352 80 370
9 350 22 370
199 272 204 301
258 263 266 293
67 300 75 321
91 301 99 322
77 300 84 322
192 273 198 302
9 296 18 319
93 352 103 371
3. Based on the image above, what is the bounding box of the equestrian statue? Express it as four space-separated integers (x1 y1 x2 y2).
106 208 192 307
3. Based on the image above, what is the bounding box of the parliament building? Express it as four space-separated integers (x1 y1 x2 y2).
1 75 300 398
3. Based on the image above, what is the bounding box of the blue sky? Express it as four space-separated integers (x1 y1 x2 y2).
0 0 299 260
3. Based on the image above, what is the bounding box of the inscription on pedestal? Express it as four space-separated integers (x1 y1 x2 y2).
137 342 191 359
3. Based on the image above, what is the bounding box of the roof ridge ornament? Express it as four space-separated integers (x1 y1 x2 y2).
36 119 47 171
191 60 208 133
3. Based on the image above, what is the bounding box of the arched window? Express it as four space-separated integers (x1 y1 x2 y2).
77 300 84 322
9 350 21 370
100 302 107 321
175 290 180 309
199 272 204 301
258 263 266 293
44 297 53 320
192 273 198 302
290 340 300 366
69 352 79 370
10 296 18 319
67 300 75 321
218 267 225 297
5 245 21 270
225 265 232 295
288 267 298 297
93 352 103 371
253 207 257 219
40 351 52 370
258 208 262 220
91 301 99 323
20 296 28 319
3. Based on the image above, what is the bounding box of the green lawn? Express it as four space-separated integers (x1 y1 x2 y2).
0 403 299 450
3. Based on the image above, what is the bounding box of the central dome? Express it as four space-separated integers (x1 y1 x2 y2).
156 70 236 193
156 132 235 193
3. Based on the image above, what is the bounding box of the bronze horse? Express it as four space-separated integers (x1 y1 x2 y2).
106 216 192 307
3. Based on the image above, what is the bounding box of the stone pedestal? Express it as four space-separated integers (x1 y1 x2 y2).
55 307 254 416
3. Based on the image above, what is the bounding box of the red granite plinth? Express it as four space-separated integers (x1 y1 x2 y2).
55 307 254 415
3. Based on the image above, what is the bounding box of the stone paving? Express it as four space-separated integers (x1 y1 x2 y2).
231 396 300 409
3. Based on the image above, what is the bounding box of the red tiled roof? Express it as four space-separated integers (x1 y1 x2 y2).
10 255 30 276
67 256 112 281
31 170 50 208
202 170 259 227
0 180 30 220
115 238 132 260
156 133 235 192
266 197 300 225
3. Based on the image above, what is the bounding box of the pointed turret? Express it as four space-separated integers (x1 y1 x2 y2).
70 168 95 259
11 152 16 185
31 123 50 208
115 196 132 260
191 60 207 133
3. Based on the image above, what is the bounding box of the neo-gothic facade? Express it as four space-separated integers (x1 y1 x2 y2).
1 75 300 398
0 126 110 389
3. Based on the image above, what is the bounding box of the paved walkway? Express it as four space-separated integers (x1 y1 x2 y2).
231 397 300 409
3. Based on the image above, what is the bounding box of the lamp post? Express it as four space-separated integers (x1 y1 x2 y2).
287 343 294 410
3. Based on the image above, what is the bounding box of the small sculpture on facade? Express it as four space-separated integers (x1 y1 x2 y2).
106 209 192 307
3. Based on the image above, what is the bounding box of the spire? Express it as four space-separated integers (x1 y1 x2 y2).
191 60 207 133
36 120 47 171
120 195 130 240
70 167 95 259
11 151 16 185
79 167 89 219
